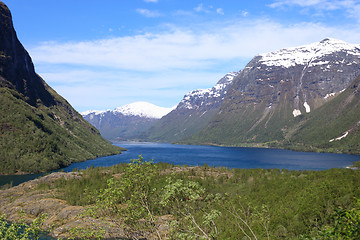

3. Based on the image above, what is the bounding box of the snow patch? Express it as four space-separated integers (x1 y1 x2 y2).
179 72 239 109
114 102 175 119
303 102 311 113
329 131 349 142
324 92 336 99
82 102 174 119
293 109 302 117
81 110 109 116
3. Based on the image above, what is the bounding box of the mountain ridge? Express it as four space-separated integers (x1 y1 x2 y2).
142 72 240 142
178 38 360 154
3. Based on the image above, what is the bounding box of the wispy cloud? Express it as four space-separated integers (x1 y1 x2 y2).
31 19 360 73
136 8 161 18
269 0 360 21
216 8 224 15
194 3 207 13
269 0 352 9
30 14 360 111
240 10 249 17
144 0 158 3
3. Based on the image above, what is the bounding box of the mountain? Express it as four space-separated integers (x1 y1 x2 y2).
0 2 123 174
182 38 360 153
82 102 174 141
143 72 240 142
282 73 360 154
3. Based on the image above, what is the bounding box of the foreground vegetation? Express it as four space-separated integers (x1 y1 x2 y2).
27 156 359 239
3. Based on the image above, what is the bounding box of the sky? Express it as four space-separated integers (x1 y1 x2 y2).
2 0 360 112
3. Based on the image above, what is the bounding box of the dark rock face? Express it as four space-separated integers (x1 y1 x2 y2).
0 3 55 107
0 2 122 174
144 72 240 142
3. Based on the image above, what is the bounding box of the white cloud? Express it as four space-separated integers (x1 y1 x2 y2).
144 0 158 3
216 8 224 15
194 3 207 13
269 0 360 21
31 19 360 73
136 8 161 18
240 10 249 17
30 16 360 111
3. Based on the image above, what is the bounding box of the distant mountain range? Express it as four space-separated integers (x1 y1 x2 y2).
83 38 360 154
82 102 174 141
0 2 123 174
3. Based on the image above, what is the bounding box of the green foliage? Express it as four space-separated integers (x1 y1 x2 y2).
41 160 360 239
0 214 47 240
0 87 124 174
322 199 360 239
83 156 161 236
67 225 106 240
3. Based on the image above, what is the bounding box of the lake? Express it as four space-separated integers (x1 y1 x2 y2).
1 142 360 187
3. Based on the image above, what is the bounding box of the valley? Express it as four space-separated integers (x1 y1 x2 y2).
1 1 360 239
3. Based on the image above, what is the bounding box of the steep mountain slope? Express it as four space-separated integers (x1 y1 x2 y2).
143 72 239 142
283 74 360 154
185 39 360 149
82 102 174 140
0 2 123 174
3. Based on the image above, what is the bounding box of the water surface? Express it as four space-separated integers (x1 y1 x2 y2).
1 142 360 187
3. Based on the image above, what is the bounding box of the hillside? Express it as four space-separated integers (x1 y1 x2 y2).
282 74 360 154
183 39 360 153
0 2 123 174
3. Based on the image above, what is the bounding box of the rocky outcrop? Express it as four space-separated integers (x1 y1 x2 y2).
0 172 170 239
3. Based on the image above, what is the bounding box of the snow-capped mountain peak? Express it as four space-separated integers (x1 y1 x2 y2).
259 38 360 68
82 102 174 119
179 72 239 110
114 101 174 119
81 109 109 116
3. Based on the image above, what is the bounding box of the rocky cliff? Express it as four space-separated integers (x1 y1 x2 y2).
0 2 123 174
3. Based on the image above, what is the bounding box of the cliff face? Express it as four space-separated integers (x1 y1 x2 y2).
0 2 123 174
0 3 55 107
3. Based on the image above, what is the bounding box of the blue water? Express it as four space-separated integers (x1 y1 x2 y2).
61 142 360 171
2 142 360 188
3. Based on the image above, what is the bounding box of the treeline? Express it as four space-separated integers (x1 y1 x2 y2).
33 157 360 239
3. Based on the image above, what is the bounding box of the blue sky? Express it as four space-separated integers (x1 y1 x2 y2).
3 0 360 112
